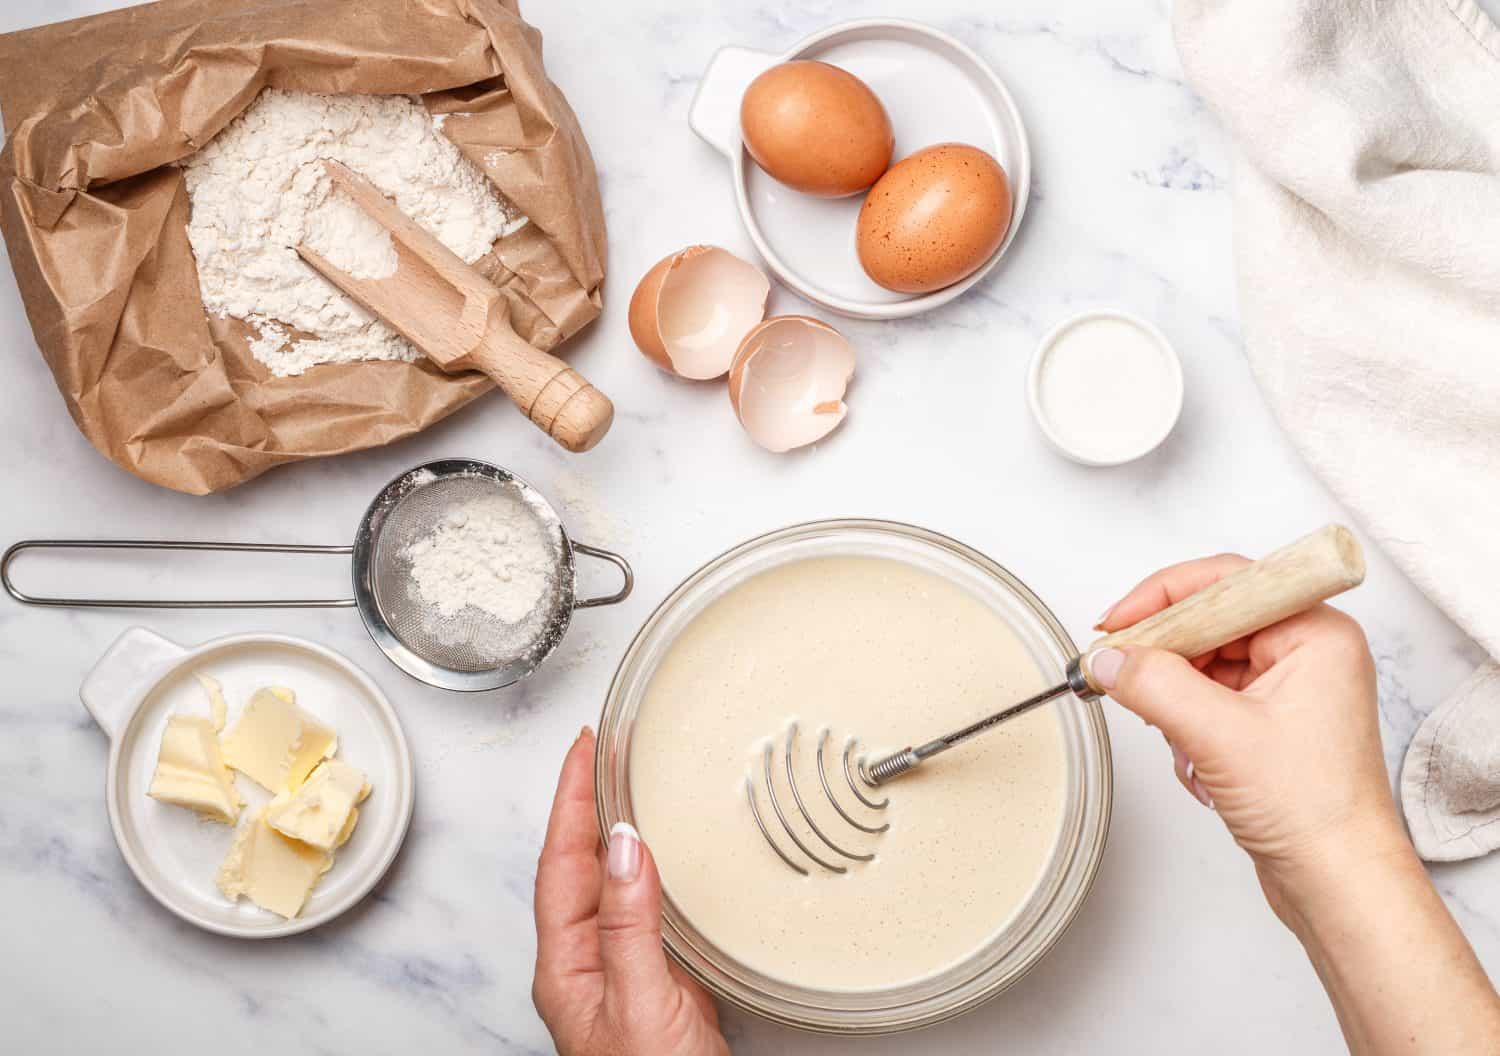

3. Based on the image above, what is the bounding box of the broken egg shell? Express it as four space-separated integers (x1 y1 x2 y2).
628 246 770 380
728 316 855 453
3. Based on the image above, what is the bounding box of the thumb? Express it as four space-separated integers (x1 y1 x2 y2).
597 822 676 1019
1089 646 1239 758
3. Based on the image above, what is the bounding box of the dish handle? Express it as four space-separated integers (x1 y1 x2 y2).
80 626 186 739
689 44 778 158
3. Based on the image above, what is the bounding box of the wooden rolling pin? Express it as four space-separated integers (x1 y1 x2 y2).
297 160 613 453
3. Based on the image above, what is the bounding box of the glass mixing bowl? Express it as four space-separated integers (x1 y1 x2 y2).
595 520 1112 1034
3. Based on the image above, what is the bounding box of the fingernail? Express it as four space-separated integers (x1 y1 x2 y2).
1089 648 1125 690
608 821 641 883
1191 777 1215 810
1170 742 1188 776
578 725 594 742
1093 601 1119 630
1185 759 1195 781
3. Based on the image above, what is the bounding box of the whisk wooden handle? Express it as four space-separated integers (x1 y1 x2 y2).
1079 524 1365 693
470 332 614 453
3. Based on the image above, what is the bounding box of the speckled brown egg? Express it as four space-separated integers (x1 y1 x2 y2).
739 61 893 198
855 143 1013 294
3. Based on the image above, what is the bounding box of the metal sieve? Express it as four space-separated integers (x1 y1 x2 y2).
2 459 633 692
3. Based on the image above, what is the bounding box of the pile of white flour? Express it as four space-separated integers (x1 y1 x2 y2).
181 89 525 377
404 489 556 624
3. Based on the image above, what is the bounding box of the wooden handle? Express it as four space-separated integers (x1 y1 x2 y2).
1080 524 1365 693
470 332 614 452
308 160 613 453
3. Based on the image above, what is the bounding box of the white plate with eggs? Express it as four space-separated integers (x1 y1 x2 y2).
689 18 1031 320
81 627 414 938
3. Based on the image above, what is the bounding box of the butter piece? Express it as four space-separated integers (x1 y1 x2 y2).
196 671 228 732
217 809 332 919
148 715 242 824
265 759 371 852
221 687 337 794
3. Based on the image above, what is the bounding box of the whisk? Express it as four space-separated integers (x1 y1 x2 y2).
747 524 1365 875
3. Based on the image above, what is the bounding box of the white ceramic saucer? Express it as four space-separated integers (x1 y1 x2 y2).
81 627 415 938
689 18 1031 320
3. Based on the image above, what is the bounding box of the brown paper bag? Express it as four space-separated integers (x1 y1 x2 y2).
0 0 606 494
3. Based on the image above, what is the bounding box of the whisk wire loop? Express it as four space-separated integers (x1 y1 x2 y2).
747 723 891 875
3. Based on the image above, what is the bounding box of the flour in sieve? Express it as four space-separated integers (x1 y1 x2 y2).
404 488 557 625
181 88 527 377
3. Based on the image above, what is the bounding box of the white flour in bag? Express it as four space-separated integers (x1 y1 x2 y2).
181 89 526 377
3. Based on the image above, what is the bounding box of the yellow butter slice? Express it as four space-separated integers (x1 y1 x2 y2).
217 809 332 919
195 672 228 732
221 687 337 794
265 758 371 852
148 715 241 824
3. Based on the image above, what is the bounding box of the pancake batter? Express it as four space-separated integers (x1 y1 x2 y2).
629 556 1067 991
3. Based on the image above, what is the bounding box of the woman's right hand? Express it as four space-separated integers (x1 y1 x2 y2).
1088 552 1403 922
1090 552 1500 1054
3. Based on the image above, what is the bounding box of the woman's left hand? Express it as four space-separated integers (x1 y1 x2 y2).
532 727 729 1056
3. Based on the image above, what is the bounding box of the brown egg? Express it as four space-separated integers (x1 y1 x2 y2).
740 61 893 198
855 143 1013 294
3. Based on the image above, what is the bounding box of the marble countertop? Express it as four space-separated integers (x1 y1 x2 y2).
1 0 1494 1052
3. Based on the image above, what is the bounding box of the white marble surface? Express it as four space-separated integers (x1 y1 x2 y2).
0 1 1494 1052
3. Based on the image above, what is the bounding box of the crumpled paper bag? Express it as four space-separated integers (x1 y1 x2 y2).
0 0 606 494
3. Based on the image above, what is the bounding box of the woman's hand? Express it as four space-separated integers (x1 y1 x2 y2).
532 728 729 1056
1092 552 1500 1053
1090 552 1400 918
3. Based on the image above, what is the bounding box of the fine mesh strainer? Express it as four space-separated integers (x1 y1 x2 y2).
1 459 633 692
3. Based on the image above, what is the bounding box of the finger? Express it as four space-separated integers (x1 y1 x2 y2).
597 822 677 1024
1243 604 1366 675
1096 553 1252 632
535 728 605 971
1090 645 1244 760
1215 636 1253 662
1202 656 1255 691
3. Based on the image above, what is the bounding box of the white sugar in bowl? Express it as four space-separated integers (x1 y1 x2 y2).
1028 311 1184 467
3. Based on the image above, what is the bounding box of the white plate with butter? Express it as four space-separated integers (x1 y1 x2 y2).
81 627 415 938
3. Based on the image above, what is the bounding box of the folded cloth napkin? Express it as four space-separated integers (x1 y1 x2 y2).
1174 0 1500 860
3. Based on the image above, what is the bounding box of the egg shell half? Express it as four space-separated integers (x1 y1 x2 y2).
728 315 855 452
628 246 770 380
855 143 1013 294
739 61 894 198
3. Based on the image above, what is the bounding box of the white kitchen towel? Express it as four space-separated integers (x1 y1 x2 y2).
1173 0 1500 861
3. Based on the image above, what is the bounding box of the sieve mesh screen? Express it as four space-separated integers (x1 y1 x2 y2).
368 474 570 673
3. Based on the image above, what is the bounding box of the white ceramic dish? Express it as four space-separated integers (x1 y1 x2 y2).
689 19 1031 320
1027 310 1185 467
81 627 415 938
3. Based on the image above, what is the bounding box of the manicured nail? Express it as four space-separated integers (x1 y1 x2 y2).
1089 648 1125 690
1185 759 1195 781
578 725 594 741
1191 777 1214 810
1093 600 1119 630
608 821 641 882
1170 742 1188 776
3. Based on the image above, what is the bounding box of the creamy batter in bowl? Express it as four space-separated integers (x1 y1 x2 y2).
596 520 1111 1034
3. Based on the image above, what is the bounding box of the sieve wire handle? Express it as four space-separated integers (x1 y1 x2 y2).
1 540 357 609
571 542 634 609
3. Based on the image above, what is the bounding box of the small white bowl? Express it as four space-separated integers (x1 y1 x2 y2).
81 627 415 938
1027 310 1184 467
689 19 1031 320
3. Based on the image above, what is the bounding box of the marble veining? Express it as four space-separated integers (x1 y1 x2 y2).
1 0 1495 1053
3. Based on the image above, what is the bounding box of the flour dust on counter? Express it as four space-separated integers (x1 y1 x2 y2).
629 556 1068 992
181 88 528 377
